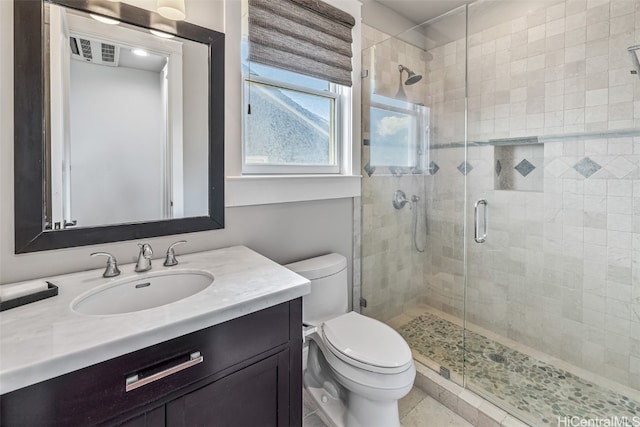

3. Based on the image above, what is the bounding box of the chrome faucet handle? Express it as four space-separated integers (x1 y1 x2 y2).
91 252 121 278
164 240 187 267
135 243 153 272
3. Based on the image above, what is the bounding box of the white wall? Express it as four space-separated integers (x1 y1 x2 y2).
0 0 355 302
361 0 418 40
69 60 163 227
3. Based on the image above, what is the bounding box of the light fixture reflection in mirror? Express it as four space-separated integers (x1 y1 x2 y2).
89 13 120 25
150 29 175 39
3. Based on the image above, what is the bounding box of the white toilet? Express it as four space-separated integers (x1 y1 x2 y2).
286 253 415 427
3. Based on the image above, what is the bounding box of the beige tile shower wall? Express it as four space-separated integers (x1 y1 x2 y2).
363 26 429 103
419 147 467 319
360 25 435 321
361 174 430 320
464 0 640 140
422 0 640 389
417 8 470 324
425 39 467 146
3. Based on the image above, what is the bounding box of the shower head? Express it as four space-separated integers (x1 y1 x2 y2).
396 64 422 100
399 65 423 85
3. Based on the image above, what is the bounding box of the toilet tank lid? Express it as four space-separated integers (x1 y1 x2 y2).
285 253 347 280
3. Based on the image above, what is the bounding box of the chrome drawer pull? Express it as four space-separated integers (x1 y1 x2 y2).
125 351 203 392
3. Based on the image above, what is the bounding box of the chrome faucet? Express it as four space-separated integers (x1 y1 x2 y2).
135 243 153 272
164 240 187 267
91 252 121 278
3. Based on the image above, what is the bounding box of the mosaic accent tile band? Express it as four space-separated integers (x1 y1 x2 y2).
398 313 640 426
364 156 607 179
428 129 640 150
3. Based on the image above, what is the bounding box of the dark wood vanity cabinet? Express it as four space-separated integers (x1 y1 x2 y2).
118 407 166 427
0 299 302 427
166 351 291 426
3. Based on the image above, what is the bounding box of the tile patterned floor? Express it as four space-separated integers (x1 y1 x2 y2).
398 313 640 425
400 388 474 427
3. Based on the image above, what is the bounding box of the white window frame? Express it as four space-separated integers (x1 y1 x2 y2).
242 71 346 175
225 0 361 208
369 94 430 173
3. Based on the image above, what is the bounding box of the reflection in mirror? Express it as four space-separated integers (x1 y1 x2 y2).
14 0 225 253
369 94 429 169
44 3 208 231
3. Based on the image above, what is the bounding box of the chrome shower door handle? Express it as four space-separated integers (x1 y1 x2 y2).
474 199 488 243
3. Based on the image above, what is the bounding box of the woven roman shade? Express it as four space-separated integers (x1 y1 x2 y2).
248 0 355 87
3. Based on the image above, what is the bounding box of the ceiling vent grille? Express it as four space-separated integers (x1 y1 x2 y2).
79 38 93 60
101 43 115 63
70 35 119 67
70 37 79 55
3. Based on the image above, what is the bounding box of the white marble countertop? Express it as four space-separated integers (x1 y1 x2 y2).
0 246 310 395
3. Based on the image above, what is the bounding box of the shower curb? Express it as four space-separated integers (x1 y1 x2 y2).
413 362 531 427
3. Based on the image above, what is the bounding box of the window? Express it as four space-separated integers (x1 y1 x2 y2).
369 94 429 171
243 62 345 174
242 0 355 175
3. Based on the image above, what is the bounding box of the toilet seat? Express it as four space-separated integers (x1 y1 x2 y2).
321 312 413 374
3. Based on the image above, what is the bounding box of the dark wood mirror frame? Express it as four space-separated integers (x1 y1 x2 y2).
14 0 225 253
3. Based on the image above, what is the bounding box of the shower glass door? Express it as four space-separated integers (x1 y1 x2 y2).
359 5 469 388
362 0 640 425
464 0 640 424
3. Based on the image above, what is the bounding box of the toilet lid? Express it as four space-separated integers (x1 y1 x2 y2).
321 312 412 370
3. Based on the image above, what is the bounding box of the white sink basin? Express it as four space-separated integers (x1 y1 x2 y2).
71 270 214 315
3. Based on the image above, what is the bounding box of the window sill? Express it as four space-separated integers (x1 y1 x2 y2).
225 175 361 207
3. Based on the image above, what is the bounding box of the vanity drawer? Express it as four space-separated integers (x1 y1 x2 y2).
0 299 300 427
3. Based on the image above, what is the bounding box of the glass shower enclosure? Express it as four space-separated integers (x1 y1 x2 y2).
361 0 640 424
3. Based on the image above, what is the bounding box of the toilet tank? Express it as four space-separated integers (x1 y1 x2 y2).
285 253 348 324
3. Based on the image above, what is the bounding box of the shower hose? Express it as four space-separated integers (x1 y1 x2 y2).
411 195 427 253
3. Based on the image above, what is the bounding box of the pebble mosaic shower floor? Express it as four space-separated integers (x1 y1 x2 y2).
397 313 640 426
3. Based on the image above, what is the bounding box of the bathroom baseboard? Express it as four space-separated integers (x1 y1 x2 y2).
412 362 531 427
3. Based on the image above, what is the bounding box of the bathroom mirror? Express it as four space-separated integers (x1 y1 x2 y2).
14 0 225 253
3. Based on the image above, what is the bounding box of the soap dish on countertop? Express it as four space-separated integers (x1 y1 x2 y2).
0 282 58 312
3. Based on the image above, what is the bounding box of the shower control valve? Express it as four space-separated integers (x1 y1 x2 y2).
393 190 409 210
